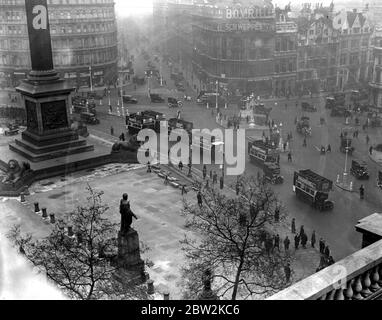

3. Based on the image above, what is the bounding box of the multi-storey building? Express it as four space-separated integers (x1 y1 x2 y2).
296 3 339 95
0 0 118 89
334 8 373 91
370 25 382 109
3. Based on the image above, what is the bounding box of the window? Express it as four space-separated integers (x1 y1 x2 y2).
353 27 360 34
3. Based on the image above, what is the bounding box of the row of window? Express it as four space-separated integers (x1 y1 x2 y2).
0 22 116 35
0 48 117 68
340 38 370 49
0 8 114 22
0 0 113 4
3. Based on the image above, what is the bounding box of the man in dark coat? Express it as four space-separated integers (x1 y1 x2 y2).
300 225 305 237
213 172 218 185
324 245 330 257
202 165 207 180
284 263 291 282
284 236 290 251
301 232 307 249
319 238 325 254
197 191 203 207
220 176 224 190
291 218 296 234
274 234 280 251
294 234 300 249
178 161 184 171
311 230 316 248
360 185 365 200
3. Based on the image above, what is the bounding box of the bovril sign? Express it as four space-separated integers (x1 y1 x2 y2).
25 0 54 71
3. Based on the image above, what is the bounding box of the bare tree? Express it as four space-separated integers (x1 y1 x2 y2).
8 185 148 300
181 176 292 300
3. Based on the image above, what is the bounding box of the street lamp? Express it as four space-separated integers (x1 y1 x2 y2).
336 136 353 192
89 65 93 92
215 80 219 109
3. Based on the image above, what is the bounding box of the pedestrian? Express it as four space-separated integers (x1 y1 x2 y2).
181 184 187 196
147 161 152 173
203 165 207 180
284 263 291 283
366 135 370 145
288 152 292 162
359 184 365 200
205 179 209 190
311 230 316 248
324 245 330 257
284 236 290 251
236 182 240 196
178 161 183 171
301 233 307 249
326 144 331 153
283 142 287 152
294 233 300 249
274 207 280 222
110 126 114 136
300 225 305 237
220 176 224 190
197 191 202 207
164 175 169 185
303 138 307 147
291 218 296 234
319 238 325 254
369 146 373 156
274 234 280 251
212 171 218 185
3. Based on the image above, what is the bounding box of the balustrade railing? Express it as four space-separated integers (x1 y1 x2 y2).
268 239 382 300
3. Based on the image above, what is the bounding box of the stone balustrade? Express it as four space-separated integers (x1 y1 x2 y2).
268 239 382 300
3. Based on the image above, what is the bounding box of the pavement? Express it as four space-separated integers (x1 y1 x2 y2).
0 162 323 299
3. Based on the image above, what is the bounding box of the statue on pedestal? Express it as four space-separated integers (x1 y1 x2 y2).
120 193 138 233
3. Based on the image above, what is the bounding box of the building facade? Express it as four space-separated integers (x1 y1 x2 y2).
370 25 382 108
334 8 373 91
0 0 118 89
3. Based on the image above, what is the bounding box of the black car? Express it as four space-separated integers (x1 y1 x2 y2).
150 93 165 103
80 112 100 125
122 95 138 104
301 102 317 112
168 97 182 108
350 159 369 180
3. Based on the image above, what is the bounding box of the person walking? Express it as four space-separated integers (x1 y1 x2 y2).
274 234 280 251
212 171 218 185
369 146 373 156
110 126 114 136
366 135 370 145
236 181 240 196
360 184 365 200
274 207 280 223
291 218 296 234
319 238 325 254
294 233 300 249
197 191 203 207
300 225 305 237
284 236 290 251
164 174 169 185
284 263 291 283
220 176 224 190
311 230 316 248
147 161 152 173
181 184 187 196
178 161 184 171
301 232 307 249
324 245 330 257
288 152 292 162
202 165 207 180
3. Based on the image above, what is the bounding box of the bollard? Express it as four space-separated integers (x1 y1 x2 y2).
20 193 25 203
147 279 154 295
49 213 56 224
68 226 74 237
163 292 170 300
34 202 40 213
41 208 48 218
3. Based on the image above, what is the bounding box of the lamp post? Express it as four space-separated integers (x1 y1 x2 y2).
89 65 93 92
215 80 219 109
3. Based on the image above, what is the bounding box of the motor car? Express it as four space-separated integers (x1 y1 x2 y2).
80 112 100 125
168 97 183 108
150 94 165 103
350 159 369 180
122 95 138 104
301 102 317 112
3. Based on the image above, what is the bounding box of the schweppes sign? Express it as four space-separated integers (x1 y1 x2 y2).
25 0 54 71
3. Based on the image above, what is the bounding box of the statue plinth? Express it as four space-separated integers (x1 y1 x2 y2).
117 228 145 274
